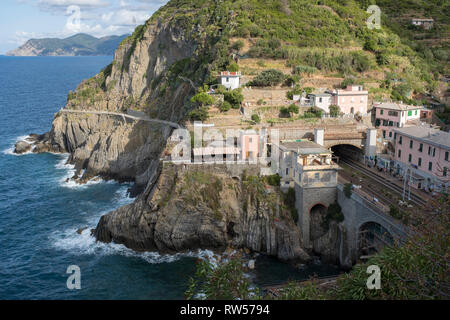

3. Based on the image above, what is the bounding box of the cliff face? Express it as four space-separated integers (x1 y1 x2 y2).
30 19 198 187
94 164 311 262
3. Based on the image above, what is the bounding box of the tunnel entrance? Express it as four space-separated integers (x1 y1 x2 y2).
309 204 328 241
358 222 394 258
331 144 363 161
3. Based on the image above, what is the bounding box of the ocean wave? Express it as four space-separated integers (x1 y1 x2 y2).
2 135 33 156
51 226 217 264
50 185 219 265
54 154 113 189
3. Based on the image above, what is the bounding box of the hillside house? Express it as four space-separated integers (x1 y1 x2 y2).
411 18 434 30
220 71 241 90
308 90 332 113
373 102 422 140
331 85 369 115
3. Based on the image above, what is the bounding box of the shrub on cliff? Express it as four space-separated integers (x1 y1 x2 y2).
344 183 353 198
189 108 209 121
190 92 214 107
250 69 285 87
223 89 244 108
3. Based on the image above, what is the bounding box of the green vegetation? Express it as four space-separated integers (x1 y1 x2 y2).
222 88 244 108
436 105 450 125
344 183 353 198
189 108 209 121
251 114 261 123
186 256 257 300
280 104 300 118
250 69 285 87
323 202 344 228
265 174 281 187
282 187 298 223
11 33 128 57
190 92 214 107
219 101 232 112
182 171 224 219
329 105 341 117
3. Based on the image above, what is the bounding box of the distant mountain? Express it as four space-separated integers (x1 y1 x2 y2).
6 33 129 56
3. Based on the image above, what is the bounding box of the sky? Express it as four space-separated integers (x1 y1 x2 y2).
0 0 170 54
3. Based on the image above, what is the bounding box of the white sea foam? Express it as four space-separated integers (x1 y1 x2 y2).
54 154 112 189
2 135 33 156
50 185 219 264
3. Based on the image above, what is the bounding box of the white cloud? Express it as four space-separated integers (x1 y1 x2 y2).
38 0 110 8
8 0 170 46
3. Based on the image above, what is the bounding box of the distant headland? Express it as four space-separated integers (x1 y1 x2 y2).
6 33 129 57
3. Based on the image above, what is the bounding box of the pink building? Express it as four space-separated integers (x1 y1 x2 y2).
373 103 422 140
331 85 368 115
240 130 260 161
393 125 450 192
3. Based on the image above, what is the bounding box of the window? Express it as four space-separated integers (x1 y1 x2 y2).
226 77 229 82
249 138 252 143
408 154 412 162
408 110 412 116
383 130 386 138
444 167 448 177
399 136 402 145
428 146 432 155
319 97 323 103
415 110 418 115
394 133 397 140
398 150 402 158
389 121 394 127
314 173 320 180
380 109 384 115
419 143 423 152
418 158 422 167
433 148 436 157
429 162 433 171
409 140 413 149
389 131 392 138
388 111 398 116
446 152 449 161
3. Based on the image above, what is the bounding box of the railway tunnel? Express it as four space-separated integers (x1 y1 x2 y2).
331 144 363 162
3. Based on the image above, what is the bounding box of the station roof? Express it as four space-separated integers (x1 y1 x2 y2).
280 140 330 155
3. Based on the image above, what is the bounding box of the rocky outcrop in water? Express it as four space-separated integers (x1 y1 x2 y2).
94 164 311 262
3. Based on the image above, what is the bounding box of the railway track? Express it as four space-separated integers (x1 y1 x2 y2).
340 158 427 207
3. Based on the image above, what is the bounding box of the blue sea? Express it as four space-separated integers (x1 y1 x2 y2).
0 56 339 300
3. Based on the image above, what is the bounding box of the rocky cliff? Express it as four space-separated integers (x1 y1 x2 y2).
94 164 311 262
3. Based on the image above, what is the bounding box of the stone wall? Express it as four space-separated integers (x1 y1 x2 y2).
294 184 337 248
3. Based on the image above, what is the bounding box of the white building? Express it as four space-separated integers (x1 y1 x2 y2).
220 71 241 90
308 91 333 113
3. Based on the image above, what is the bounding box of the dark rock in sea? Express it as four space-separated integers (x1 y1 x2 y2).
14 141 32 154
77 227 88 235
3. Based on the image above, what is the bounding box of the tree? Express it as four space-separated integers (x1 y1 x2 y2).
329 105 340 117
223 88 244 108
231 40 244 52
227 62 240 72
287 103 299 115
189 107 209 121
251 114 261 123
219 101 232 112
190 92 214 107
250 69 285 87
344 183 353 198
